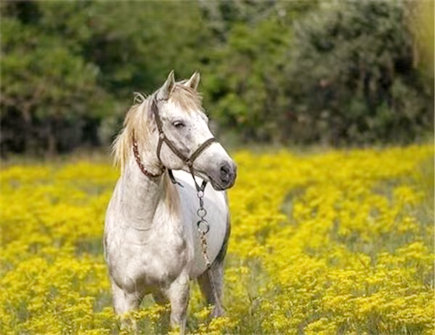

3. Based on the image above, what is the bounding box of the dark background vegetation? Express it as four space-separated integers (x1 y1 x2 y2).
1 0 433 156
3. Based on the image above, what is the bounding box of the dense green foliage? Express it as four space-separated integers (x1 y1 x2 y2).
282 1 433 144
1 1 433 154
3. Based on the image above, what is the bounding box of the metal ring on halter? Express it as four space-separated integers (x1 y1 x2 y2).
197 207 207 218
197 220 210 234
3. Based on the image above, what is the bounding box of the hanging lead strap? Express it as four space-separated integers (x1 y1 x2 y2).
196 187 211 269
196 187 220 307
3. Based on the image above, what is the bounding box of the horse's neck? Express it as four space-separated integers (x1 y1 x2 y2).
119 157 165 229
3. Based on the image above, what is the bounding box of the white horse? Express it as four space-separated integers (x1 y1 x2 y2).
104 71 237 332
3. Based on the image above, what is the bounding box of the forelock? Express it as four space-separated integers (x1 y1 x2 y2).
169 84 203 112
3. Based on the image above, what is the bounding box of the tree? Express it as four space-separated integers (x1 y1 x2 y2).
281 1 433 144
1 7 112 155
0 1 212 154
201 1 316 142
0 0 432 154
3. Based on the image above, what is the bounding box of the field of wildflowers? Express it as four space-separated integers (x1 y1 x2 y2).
1 145 433 334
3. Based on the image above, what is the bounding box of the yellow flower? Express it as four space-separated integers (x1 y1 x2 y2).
0 145 433 334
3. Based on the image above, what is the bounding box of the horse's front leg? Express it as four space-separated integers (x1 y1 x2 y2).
164 272 190 334
111 280 141 331
197 260 225 318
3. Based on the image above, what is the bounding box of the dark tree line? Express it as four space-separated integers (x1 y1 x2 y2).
1 0 433 156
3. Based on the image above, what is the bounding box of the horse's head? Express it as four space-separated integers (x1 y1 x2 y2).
150 71 237 191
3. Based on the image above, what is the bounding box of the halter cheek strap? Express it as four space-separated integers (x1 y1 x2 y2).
134 97 217 192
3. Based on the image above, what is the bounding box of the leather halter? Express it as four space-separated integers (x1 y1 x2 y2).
133 96 217 192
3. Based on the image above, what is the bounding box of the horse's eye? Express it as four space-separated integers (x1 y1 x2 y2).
172 121 185 129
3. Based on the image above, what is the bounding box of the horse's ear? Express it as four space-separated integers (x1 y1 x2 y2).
184 72 200 90
157 70 175 100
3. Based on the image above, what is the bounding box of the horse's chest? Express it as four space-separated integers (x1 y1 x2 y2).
109 228 189 290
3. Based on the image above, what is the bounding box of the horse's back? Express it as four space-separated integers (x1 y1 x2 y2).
173 170 229 278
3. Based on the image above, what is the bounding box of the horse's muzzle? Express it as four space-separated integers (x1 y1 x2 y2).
210 160 237 190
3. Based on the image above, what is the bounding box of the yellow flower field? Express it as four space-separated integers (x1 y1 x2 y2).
1 145 433 334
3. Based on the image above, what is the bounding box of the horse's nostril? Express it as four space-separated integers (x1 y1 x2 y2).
220 162 231 183
221 165 229 174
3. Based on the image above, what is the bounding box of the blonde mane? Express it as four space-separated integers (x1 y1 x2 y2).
112 84 202 172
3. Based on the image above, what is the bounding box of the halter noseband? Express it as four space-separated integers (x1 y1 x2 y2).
133 96 217 192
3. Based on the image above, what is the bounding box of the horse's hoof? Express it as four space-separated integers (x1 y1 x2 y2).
210 306 224 318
